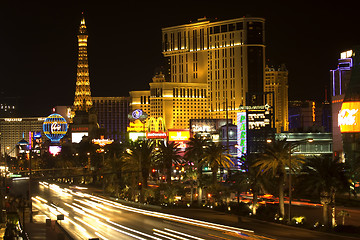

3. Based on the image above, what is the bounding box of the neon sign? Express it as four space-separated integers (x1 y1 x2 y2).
92 136 114 147
146 132 167 139
127 119 144 132
338 102 360 133
168 130 190 141
237 112 247 157
43 114 68 143
128 109 147 122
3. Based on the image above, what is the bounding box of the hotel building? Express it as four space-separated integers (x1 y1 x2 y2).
130 17 265 130
264 64 289 133
330 50 353 159
0 117 45 157
92 97 130 142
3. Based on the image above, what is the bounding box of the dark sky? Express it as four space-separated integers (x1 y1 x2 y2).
1 1 359 117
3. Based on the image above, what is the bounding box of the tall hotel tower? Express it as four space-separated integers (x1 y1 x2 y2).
73 15 93 112
130 17 265 130
330 50 353 159
264 64 289 133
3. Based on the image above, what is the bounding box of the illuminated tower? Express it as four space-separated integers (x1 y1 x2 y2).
160 17 265 128
339 47 360 166
330 49 353 159
73 14 93 112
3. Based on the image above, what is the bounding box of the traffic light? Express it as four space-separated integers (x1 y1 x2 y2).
6 186 9 194
151 169 157 178
138 182 142 190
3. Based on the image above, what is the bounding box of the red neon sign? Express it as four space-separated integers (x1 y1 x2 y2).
146 132 167 139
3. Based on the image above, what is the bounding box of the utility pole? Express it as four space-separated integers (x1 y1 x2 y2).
226 98 229 152
29 154 33 223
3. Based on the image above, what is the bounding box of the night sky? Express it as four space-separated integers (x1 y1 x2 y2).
1 1 359 117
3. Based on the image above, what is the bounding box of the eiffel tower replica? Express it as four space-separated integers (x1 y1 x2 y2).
70 13 98 142
73 13 93 112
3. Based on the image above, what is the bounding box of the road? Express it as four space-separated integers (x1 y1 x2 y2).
31 181 272 240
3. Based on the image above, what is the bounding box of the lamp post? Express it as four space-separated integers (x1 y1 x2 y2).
288 138 313 224
29 151 33 223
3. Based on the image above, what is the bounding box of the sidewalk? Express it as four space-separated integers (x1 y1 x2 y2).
161 208 360 240
22 211 73 240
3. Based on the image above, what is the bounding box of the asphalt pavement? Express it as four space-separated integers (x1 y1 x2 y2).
160 208 360 240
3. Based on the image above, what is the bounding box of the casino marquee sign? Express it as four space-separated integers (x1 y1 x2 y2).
338 102 360 133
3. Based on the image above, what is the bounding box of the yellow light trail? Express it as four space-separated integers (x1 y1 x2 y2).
164 228 205 240
89 195 253 234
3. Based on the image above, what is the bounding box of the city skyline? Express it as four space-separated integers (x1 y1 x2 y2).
1 2 360 116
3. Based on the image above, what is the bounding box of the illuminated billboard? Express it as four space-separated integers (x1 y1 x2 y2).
168 130 190 141
338 101 360 133
127 120 145 132
129 132 146 141
237 112 247 157
72 132 88 143
190 119 231 133
92 136 114 147
49 145 62 156
247 110 271 130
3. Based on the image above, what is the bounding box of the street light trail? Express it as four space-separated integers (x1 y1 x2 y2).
107 220 163 240
95 231 110 240
88 195 254 234
153 228 191 240
35 182 269 240
164 228 205 240
96 220 149 240
153 232 176 240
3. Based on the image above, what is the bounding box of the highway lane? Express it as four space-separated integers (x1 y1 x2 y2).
32 181 272 240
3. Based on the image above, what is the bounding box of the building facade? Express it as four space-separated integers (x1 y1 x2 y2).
0 117 45 157
276 132 332 156
338 47 360 167
264 64 288 133
130 17 265 130
130 72 209 130
330 50 353 158
288 100 330 132
92 97 130 142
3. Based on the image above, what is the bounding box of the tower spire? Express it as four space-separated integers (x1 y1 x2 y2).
73 13 92 112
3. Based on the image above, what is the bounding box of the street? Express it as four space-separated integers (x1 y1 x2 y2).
31 181 271 240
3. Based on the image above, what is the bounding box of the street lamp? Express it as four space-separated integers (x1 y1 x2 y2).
288 138 313 223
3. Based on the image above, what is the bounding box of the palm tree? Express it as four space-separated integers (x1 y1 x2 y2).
155 141 182 185
200 142 234 184
184 135 209 205
123 139 155 202
337 210 350 225
237 153 269 215
299 156 349 227
182 168 197 203
253 139 303 219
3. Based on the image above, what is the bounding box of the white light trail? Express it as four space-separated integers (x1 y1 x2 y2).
97 220 148 240
107 220 162 240
153 228 189 240
153 232 176 240
164 228 205 240
95 232 109 240
89 195 253 234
